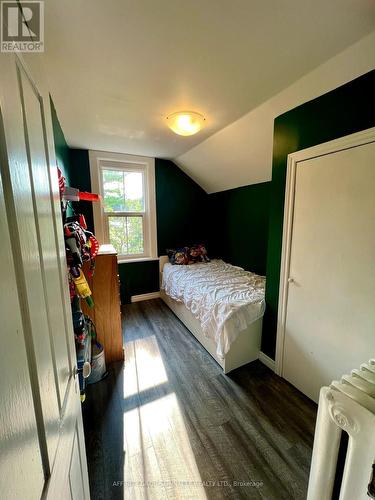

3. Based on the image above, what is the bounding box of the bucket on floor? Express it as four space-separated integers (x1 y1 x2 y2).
87 341 107 384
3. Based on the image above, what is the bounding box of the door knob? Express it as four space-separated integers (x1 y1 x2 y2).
74 362 91 379
288 277 295 284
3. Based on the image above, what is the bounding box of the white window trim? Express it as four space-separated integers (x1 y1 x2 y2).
89 150 158 262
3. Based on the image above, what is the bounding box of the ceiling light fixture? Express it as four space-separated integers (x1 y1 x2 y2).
166 111 205 136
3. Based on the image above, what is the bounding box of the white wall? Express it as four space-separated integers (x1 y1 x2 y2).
177 31 375 194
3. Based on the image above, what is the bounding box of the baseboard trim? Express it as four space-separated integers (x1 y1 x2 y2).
131 291 161 303
258 351 276 372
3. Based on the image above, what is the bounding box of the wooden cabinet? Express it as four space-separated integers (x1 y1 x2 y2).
82 245 123 363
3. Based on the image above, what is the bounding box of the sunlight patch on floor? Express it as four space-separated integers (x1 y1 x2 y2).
124 335 168 398
124 394 208 499
123 334 207 499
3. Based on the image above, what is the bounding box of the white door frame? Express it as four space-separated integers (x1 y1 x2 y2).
275 126 375 376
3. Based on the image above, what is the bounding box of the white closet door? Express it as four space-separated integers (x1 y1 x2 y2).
283 140 375 402
0 50 89 498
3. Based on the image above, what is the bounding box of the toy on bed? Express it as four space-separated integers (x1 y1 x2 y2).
189 244 210 263
167 244 210 265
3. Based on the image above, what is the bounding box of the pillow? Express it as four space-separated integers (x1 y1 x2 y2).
167 247 189 265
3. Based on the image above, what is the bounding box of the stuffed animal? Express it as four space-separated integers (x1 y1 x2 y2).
187 245 201 264
167 244 210 265
167 247 189 265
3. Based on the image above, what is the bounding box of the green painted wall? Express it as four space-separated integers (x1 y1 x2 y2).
262 69 375 359
69 148 94 232
155 158 208 255
208 182 270 275
118 260 160 303
50 96 71 185
50 99 94 231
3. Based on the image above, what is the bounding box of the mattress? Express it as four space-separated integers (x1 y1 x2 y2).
161 259 266 358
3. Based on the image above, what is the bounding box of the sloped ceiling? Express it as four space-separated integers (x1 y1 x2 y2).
177 31 375 192
43 0 375 192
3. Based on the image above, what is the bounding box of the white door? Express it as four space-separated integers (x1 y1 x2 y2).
0 51 89 498
282 137 375 402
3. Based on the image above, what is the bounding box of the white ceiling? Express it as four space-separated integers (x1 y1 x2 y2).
44 0 375 192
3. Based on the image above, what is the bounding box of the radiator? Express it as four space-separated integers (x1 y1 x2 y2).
307 359 375 500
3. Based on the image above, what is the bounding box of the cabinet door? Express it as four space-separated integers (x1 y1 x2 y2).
0 49 89 498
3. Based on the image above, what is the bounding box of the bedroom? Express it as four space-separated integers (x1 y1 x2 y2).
0 1 375 499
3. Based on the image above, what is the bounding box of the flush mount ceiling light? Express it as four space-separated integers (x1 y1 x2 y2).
166 111 205 136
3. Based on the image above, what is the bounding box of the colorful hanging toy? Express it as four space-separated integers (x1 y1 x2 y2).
64 215 99 306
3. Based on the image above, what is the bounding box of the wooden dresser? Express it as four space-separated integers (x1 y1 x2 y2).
82 244 123 363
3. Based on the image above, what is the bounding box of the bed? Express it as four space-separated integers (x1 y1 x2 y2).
159 256 266 374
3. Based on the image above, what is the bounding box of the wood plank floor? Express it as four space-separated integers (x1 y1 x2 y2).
83 299 317 500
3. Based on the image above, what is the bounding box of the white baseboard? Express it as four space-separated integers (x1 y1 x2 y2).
258 351 276 372
131 291 161 303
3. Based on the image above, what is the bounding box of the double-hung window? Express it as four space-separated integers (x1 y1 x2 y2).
89 151 157 261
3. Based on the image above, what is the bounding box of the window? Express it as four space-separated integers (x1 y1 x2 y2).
89 151 157 261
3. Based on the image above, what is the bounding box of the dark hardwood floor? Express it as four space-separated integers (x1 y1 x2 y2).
83 299 317 500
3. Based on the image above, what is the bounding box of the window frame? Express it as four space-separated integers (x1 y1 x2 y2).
89 150 157 262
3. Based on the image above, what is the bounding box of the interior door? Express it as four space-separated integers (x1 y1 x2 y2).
0 112 45 499
283 139 375 402
0 51 89 498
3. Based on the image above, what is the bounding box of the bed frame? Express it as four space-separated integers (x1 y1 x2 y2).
159 256 262 374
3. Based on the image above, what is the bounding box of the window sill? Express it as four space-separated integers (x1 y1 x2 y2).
117 256 159 264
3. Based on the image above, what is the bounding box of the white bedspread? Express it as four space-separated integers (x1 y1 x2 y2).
161 260 266 358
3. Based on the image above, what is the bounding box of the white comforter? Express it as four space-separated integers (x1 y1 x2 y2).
162 260 266 358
